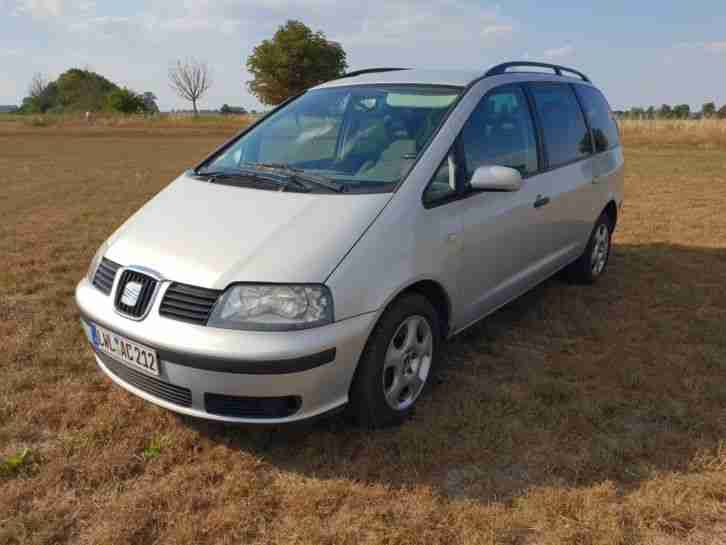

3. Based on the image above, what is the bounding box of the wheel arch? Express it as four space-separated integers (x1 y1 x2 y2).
603 200 618 231
375 278 453 339
401 280 452 337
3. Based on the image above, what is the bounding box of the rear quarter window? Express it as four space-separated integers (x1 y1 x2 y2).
574 85 620 152
529 83 592 169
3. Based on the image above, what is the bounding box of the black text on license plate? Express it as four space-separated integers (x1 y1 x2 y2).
91 324 159 376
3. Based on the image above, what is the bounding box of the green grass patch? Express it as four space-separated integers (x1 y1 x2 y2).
0 448 31 477
142 433 173 460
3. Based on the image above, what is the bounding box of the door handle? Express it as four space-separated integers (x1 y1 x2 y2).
533 195 550 209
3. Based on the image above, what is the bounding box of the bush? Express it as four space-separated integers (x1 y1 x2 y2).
106 88 146 114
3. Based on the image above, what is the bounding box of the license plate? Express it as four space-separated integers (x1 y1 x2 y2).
89 323 159 376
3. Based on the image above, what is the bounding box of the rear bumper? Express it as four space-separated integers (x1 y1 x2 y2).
76 277 377 423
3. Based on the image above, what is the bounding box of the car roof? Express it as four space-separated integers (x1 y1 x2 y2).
314 63 594 90
315 69 483 89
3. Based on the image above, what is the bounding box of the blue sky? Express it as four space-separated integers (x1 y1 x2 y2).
1 0 725 111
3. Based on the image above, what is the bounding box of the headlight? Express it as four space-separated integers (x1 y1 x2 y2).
86 241 109 281
207 284 334 331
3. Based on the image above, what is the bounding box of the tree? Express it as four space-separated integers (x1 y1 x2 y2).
246 20 347 106
702 102 717 118
28 73 48 101
20 73 58 113
168 58 212 116
718 105 726 119
658 104 673 119
56 68 117 111
142 92 159 114
220 104 247 115
106 88 146 113
673 104 691 119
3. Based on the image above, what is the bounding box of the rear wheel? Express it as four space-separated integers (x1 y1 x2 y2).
565 212 612 284
348 294 441 428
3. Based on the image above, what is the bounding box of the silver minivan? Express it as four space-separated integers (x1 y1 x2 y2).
76 62 624 427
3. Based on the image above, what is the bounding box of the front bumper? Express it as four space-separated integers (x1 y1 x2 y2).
75 277 377 423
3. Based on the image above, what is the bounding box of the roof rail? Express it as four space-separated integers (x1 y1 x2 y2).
338 67 408 79
485 62 590 82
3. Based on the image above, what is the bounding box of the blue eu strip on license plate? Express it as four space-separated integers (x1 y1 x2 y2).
89 323 99 345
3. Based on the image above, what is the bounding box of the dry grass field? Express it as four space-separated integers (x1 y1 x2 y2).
619 118 726 149
1 117 725 545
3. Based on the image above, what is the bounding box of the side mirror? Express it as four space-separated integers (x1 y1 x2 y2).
470 165 522 192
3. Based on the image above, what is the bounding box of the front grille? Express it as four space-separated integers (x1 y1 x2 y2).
159 283 221 325
204 393 301 419
97 351 192 407
92 258 121 295
114 270 158 319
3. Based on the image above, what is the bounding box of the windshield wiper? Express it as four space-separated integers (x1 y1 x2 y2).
242 162 345 193
197 169 310 193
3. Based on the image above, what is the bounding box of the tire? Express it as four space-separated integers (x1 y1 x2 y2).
564 212 613 284
348 293 442 428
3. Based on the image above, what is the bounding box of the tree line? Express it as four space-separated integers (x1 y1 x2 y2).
38 20 726 119
16 20 346 116
27 19 724 121
616 102 726 120
20 69 159 114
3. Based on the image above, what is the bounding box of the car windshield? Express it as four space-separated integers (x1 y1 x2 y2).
199 85 462 192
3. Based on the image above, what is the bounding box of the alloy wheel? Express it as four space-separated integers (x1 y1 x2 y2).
591 223 610 276
382 315 433 411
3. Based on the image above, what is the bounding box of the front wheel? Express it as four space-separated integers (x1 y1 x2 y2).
565 212 612 284
348 294 441 428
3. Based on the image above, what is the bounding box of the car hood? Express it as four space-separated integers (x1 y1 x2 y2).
104 174 392 289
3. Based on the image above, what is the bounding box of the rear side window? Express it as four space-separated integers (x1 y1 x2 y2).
574 85 620 152
459 85 538 178
529 83 592 168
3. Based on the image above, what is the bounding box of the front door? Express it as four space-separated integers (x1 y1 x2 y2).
453 84 549 328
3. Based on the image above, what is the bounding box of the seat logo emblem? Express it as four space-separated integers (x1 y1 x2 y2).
120 281 142 307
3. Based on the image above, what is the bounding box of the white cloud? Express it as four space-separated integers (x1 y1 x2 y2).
77 1 95 13
482 25 513 37
13 0 65 18
68 15 137 36
0 48 22 57
674 41 726 54
157 15 242 34
11 0 517 51
159 0 517 48
543 45 574 59
60 10 243 39
337 1 516 50
11 0 96 21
